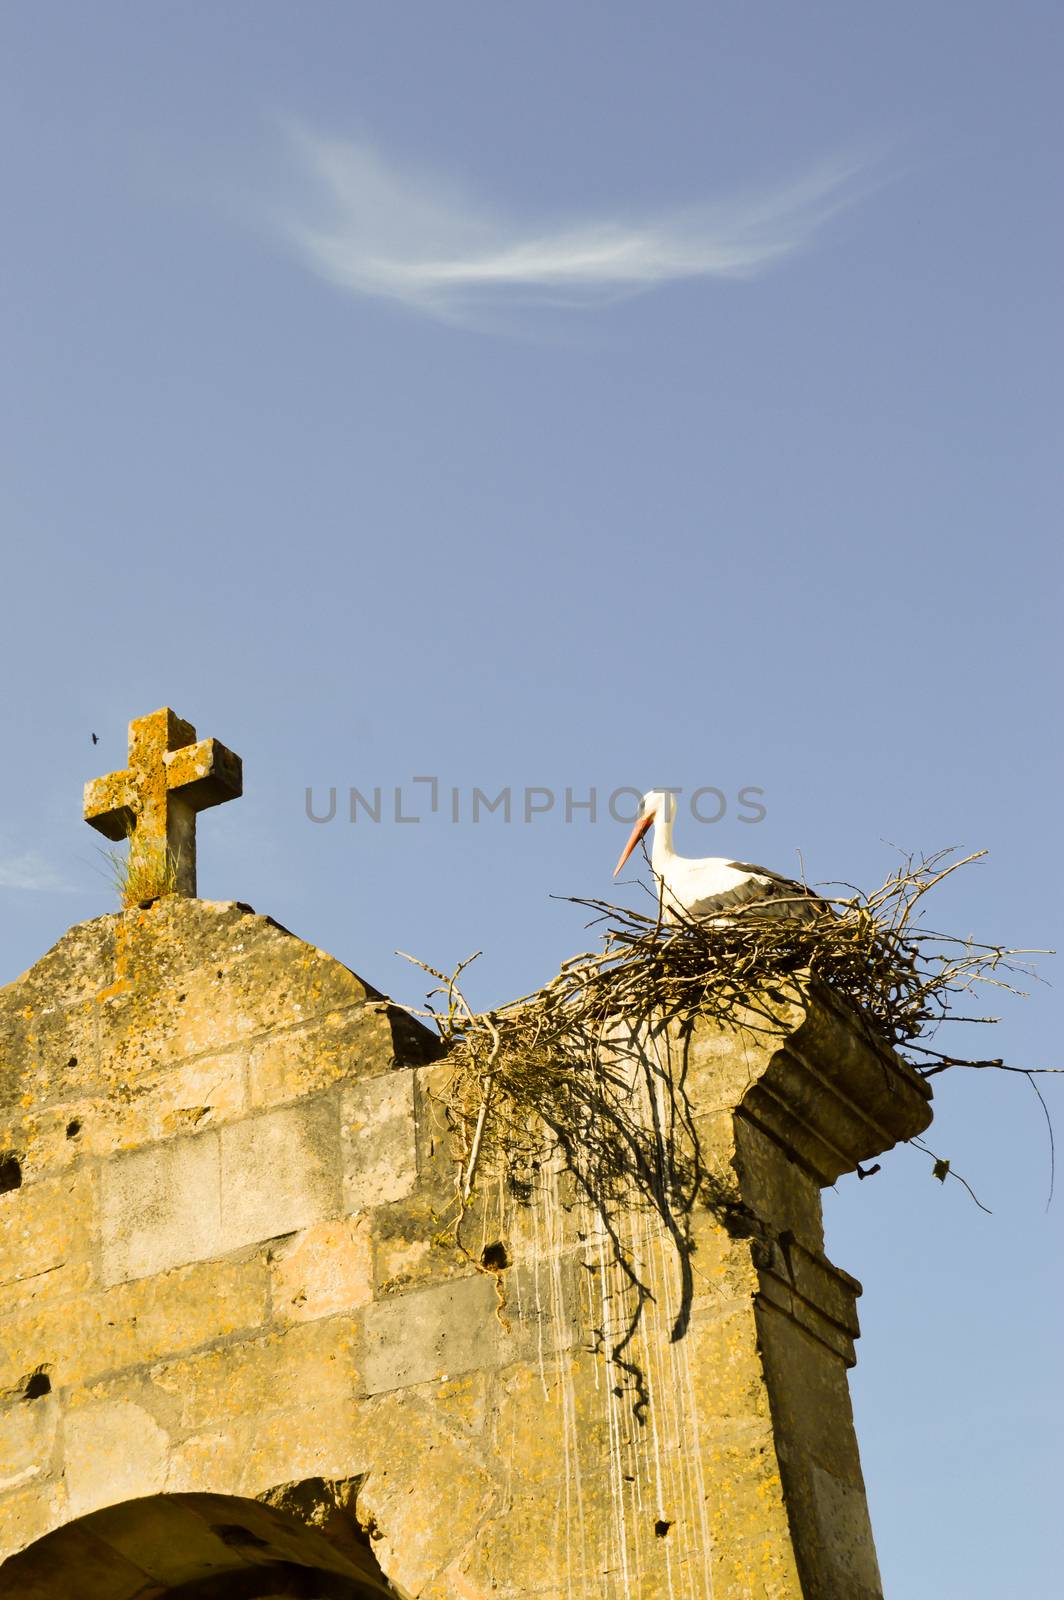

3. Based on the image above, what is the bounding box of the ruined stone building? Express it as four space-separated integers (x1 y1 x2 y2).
0 710 932 1598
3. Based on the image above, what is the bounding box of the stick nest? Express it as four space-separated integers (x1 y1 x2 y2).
406 848 1039 1215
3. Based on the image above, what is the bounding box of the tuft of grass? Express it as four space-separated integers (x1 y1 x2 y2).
99 824 180 908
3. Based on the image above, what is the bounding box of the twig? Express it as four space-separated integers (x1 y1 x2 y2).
1027 1072 1056 1212
461 1012 501 1203
911 1137 993 1214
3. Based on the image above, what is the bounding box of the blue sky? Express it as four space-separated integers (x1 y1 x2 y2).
1 3 1061 1591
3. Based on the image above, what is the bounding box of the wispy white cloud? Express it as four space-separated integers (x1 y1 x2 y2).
0 851 74 893
276 127 872 324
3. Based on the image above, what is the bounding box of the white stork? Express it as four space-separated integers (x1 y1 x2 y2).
613 790 820 922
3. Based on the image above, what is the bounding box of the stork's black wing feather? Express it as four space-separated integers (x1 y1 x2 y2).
727 863 817 897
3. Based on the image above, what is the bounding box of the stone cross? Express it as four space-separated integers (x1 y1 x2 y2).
84 708 242 898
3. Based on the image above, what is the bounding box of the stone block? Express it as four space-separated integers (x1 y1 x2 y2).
0 1478 68 1568
0 1262 95 1321
248 1005 409 1108
2 998 99 1114
0 1255 267 1392
62 1398 170 1518
3 914 116 1010
148 1316 361 1433
99 1099 342 1284
341 1072 417 1209
362 1274 503 1394
219 1099 342 1253
456 1461 702 1600
0 1395 58 1494
0 1169 97 1290
756 1297 864 1476
810 1463 883 1596
370 1197 477 1299
131 1052 247 1145
699 1423 801 1593
684 1300 769 1423
507 1254 582 1360
408 1372 489 1438
143 936 374 1067
734 1115 825 1250
373 1233 435 1296
2 1100 99 1181
100 1130 221 1284
238 1398 370 1498
269 1217 373 1323
163 1424 251 1496
355 1395 498 1597
493 1353 615 1476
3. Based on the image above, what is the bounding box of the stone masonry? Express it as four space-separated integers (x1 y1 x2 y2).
0 894 932 1597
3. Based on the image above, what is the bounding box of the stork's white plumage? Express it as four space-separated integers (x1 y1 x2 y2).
613 790 819 922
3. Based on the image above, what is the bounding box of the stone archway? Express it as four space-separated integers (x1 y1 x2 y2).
0 1485 400 1599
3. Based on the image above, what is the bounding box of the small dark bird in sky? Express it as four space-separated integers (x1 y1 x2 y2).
91 733 99 745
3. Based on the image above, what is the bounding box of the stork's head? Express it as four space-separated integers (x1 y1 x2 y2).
613 789 674 877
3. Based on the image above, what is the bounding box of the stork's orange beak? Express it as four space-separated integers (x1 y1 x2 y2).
613 809 654 877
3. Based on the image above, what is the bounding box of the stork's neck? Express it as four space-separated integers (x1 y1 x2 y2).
652 794 677 872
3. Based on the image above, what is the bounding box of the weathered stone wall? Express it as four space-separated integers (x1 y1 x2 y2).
0 899 931 1598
